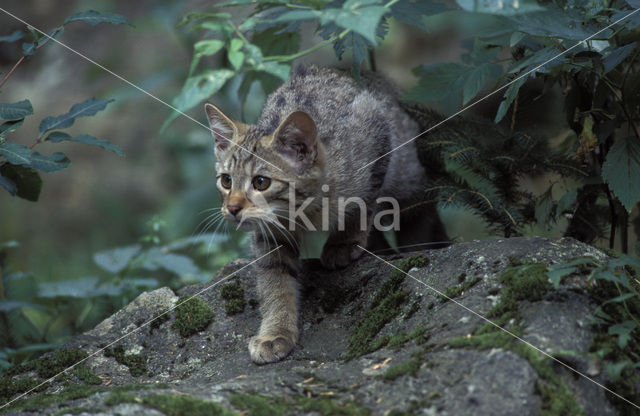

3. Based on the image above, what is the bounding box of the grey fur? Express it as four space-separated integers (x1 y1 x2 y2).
205 65 447 364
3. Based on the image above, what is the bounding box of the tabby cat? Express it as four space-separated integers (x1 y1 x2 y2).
205 65 447 364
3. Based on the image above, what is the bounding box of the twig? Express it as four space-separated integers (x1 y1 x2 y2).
0 26 62 90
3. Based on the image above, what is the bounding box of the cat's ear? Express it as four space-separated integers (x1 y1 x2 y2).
204 103 242 151
272 111 318 173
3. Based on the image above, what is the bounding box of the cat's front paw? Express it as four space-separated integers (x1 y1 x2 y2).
249 334 295 364
320 242 364 270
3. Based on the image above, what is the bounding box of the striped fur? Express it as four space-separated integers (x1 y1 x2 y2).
205 65 446 364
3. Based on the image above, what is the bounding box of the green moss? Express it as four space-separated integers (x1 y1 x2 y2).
229 392 370 416
105 392 235 416
448 263 583 416
72 365 101 385
378 358 421 381
0 376 39 402
31 349 89 379
490 263 550 318
104 345 147 377
220 282 246 315
0 382 167 414
1 384 104 414
441 276 482 301
171 296 214 337
346 256 428 360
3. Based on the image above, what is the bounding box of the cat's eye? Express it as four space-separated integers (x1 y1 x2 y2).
220 174 232 189
252 176 271 191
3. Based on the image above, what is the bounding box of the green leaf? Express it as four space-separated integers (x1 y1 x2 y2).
605 360 632 381
194 39 225 57
39 98 115 135
29 152 71 173
602 136 640 212
0 119 24 137
228 38 245 70
47 132 125 156
456 0 543 15
37 277 124 298
140 250 200 276
163 69 235 130
0 175 16 196
406 63 470 103
0 142 32 166
253 61 290 81
603 43 637 74
390 0 447 29
64 10 133 26
555 189 577 217
546 257 598 288
0 100 33 121
323 1 388 45
494 75 527 123
510 8 610 40
462 63 500 105
608 321 636 348
94 245 142 274
0 163 42 201
0 30 23 43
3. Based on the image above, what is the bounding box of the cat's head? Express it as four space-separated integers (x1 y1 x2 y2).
204 103 323 230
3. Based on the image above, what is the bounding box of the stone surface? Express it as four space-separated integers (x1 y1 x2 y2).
1 237 634 415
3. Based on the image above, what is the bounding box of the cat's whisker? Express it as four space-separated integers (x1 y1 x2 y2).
195 211 223 237
269 211 310 231
263 216 299 254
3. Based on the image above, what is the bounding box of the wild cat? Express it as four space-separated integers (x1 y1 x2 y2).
204 65 447 364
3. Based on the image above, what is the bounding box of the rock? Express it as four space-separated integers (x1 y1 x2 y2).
1 237 637 415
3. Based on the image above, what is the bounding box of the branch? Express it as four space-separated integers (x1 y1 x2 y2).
0 26 62 90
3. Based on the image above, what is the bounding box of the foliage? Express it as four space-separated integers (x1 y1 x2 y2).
169 0 640 249
0 10 131 201
0 218 227 371
404 0 640 245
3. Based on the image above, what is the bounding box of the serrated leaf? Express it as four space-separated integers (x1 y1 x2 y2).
0 30 23 43
0 119 24 137
609 321 636 348
0 164 42 201
323 2 388 45
64 10 133 26
456 0 543 15
462 63 500 105
28 152 70 172
494 75 527 123
602 136 640 211
47 132 124 156
510 7 610 40
390 0 447 29
0 142 32 165
94 244 141 273
0 100 33 121
0 175 16 196
603 42 637 74
406 63 471 103
39 98 115 135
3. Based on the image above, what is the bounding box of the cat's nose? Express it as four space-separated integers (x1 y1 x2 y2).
227 205 242 217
